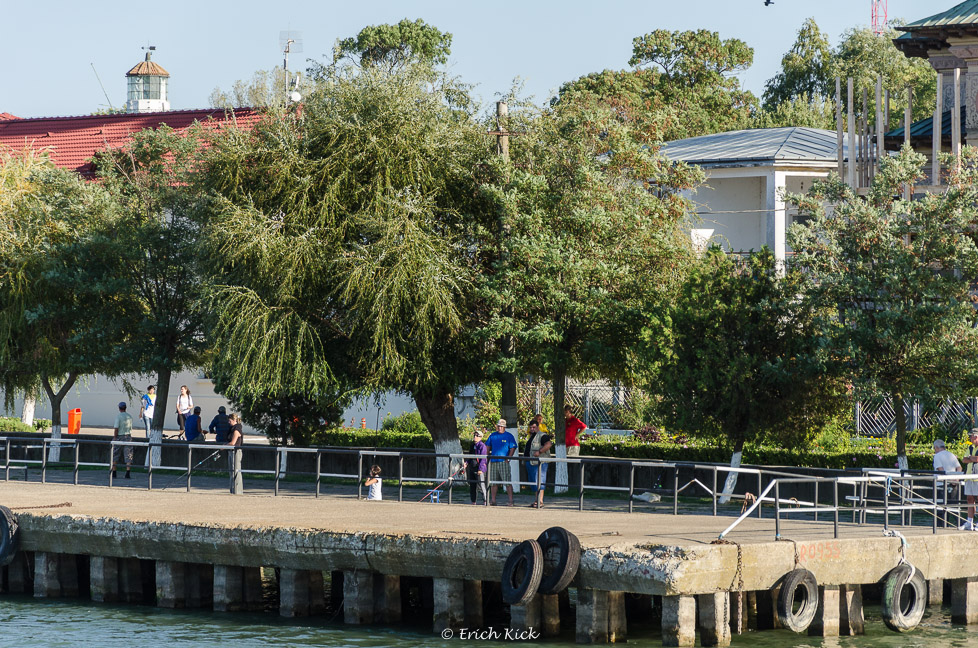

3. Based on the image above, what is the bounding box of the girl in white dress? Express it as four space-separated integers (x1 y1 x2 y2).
365 465 382 500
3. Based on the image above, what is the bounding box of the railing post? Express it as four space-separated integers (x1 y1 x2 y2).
673 466 679 515
814 481 819 522
109 442 114 487
933 476 938 534
148 445 153 490
274 449 281 496
757 472 763 518
398 455 404 502
73 443 79 485
41 440 47 483
833 480 839 539
315 452 321 498
536 458 543 511
628 463 635 514
712 467 717 516
883 478 890 532
774 481 781 539
357 453 363 500
578 460 585 511
448 455 455 505
4 439 9 481
186 444 192 493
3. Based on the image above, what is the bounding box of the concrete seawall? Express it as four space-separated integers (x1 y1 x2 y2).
2 481 976 645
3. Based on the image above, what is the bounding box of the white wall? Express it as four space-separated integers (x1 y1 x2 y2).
691 175 765 253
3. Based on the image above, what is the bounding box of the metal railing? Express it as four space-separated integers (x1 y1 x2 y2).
2 435 976 541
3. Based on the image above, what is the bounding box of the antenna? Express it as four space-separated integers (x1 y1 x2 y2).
279 31 303 104
871 0 888 35
141 44 158 59
90 63 115 111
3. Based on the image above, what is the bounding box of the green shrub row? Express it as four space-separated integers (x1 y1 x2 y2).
308 428 940 471
0 417 36 434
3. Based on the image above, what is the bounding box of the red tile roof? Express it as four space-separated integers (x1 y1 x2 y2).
0 113 19 121
0 108 261 177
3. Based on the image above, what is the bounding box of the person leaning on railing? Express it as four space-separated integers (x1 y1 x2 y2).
111 401 133 480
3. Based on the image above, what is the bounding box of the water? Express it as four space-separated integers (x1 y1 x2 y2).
2 597 978 648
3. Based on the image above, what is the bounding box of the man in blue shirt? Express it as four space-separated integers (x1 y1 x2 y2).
209 406 231 444
485 418 518 506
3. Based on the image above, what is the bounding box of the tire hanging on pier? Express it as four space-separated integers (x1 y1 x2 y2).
501 540 544 606
536 527 581 595
0 506 19 567
881 563 926 632
777 568 818 632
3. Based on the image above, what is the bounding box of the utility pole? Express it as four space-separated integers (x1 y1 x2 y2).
495 101 519 430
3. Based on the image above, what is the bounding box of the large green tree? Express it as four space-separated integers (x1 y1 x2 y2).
478 93 703 489
199 64 491 470
0 149 125 452
762 18 834 109
646 246 848 499
789 147 978 469
331 18 452 70
93 125 211 462
556 30 756 141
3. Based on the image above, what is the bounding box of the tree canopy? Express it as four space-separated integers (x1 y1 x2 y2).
333 18 452 69
762 18 834 109
789 147 978 467
556 29 756 141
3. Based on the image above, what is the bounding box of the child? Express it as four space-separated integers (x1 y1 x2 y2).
365 465 382 501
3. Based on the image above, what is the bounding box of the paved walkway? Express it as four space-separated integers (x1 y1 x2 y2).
0 474 957 550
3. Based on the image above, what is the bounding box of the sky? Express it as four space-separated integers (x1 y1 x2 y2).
0 0 938 119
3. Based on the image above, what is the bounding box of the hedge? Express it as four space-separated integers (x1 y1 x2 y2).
309 428 939 471
0 417 35 434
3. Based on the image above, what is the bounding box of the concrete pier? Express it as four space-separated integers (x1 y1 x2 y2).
930 578 944 606
6 480 978 643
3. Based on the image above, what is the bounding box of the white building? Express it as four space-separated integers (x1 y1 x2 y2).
662 127 847 262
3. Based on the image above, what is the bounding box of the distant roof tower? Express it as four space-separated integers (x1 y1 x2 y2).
125 47 170 113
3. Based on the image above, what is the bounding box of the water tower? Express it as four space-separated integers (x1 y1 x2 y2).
125 47 170 113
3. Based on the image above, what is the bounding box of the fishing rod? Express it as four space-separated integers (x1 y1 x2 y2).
418 462 467 502
160 448 224 490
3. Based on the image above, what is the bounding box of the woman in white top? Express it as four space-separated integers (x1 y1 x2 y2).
175 385 193 434
365 464 382 500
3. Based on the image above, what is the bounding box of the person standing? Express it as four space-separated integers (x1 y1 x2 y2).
227 413 244 494
111 402 134 480
183 406 203 443
563 406 586 457
961 429 978 530
523 420 553 508
934 439 962 473
533 413 549 435
486 418 518 506
139 385 156 438
209 406 231 444
467 429 489 505
175 386 193 433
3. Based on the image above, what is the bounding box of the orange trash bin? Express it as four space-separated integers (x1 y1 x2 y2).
68 408 82 435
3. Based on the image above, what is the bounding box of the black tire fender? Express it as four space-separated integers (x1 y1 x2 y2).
777 568 818 633
501 540 544 606
0 505 18 567
881 563 926 632
536 526 581 595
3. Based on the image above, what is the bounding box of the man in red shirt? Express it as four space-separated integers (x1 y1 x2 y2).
563 406 586 457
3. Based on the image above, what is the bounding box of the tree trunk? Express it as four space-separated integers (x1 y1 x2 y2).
718 438 745 505
415 390 463 480
20 389 36 428
893 392 908 471
553 368 568 494
41 372 77 463
146 366 171 468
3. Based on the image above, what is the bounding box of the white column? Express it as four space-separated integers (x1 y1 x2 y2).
765 170 787 269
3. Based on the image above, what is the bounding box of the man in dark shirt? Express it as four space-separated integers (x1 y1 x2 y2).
209 406 231 444
467 429 489 505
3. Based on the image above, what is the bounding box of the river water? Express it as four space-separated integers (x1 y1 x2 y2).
3 596 978 648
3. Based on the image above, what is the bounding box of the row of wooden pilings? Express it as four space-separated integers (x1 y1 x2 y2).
4 550 978 644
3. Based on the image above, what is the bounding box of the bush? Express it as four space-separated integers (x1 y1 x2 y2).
308 427 433 449
0 417 35 433
380 411 428 436
33 418 51 433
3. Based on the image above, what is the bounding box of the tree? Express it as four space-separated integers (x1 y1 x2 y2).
751 93 836 130
199 65 491 472
478 93 703 490
831 24 937 127
789 146 978 469
332 18 452 70
762 18 834 109
556 30 757 141
93 125 211 464
209 68 290 109
0 149 124 452
646 247 849 500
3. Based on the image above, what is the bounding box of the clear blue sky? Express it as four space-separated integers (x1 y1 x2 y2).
1 0 936 119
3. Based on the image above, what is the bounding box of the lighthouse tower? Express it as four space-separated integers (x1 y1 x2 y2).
125 48 170 113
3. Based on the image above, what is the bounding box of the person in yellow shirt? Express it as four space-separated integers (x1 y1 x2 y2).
533 413 549 434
